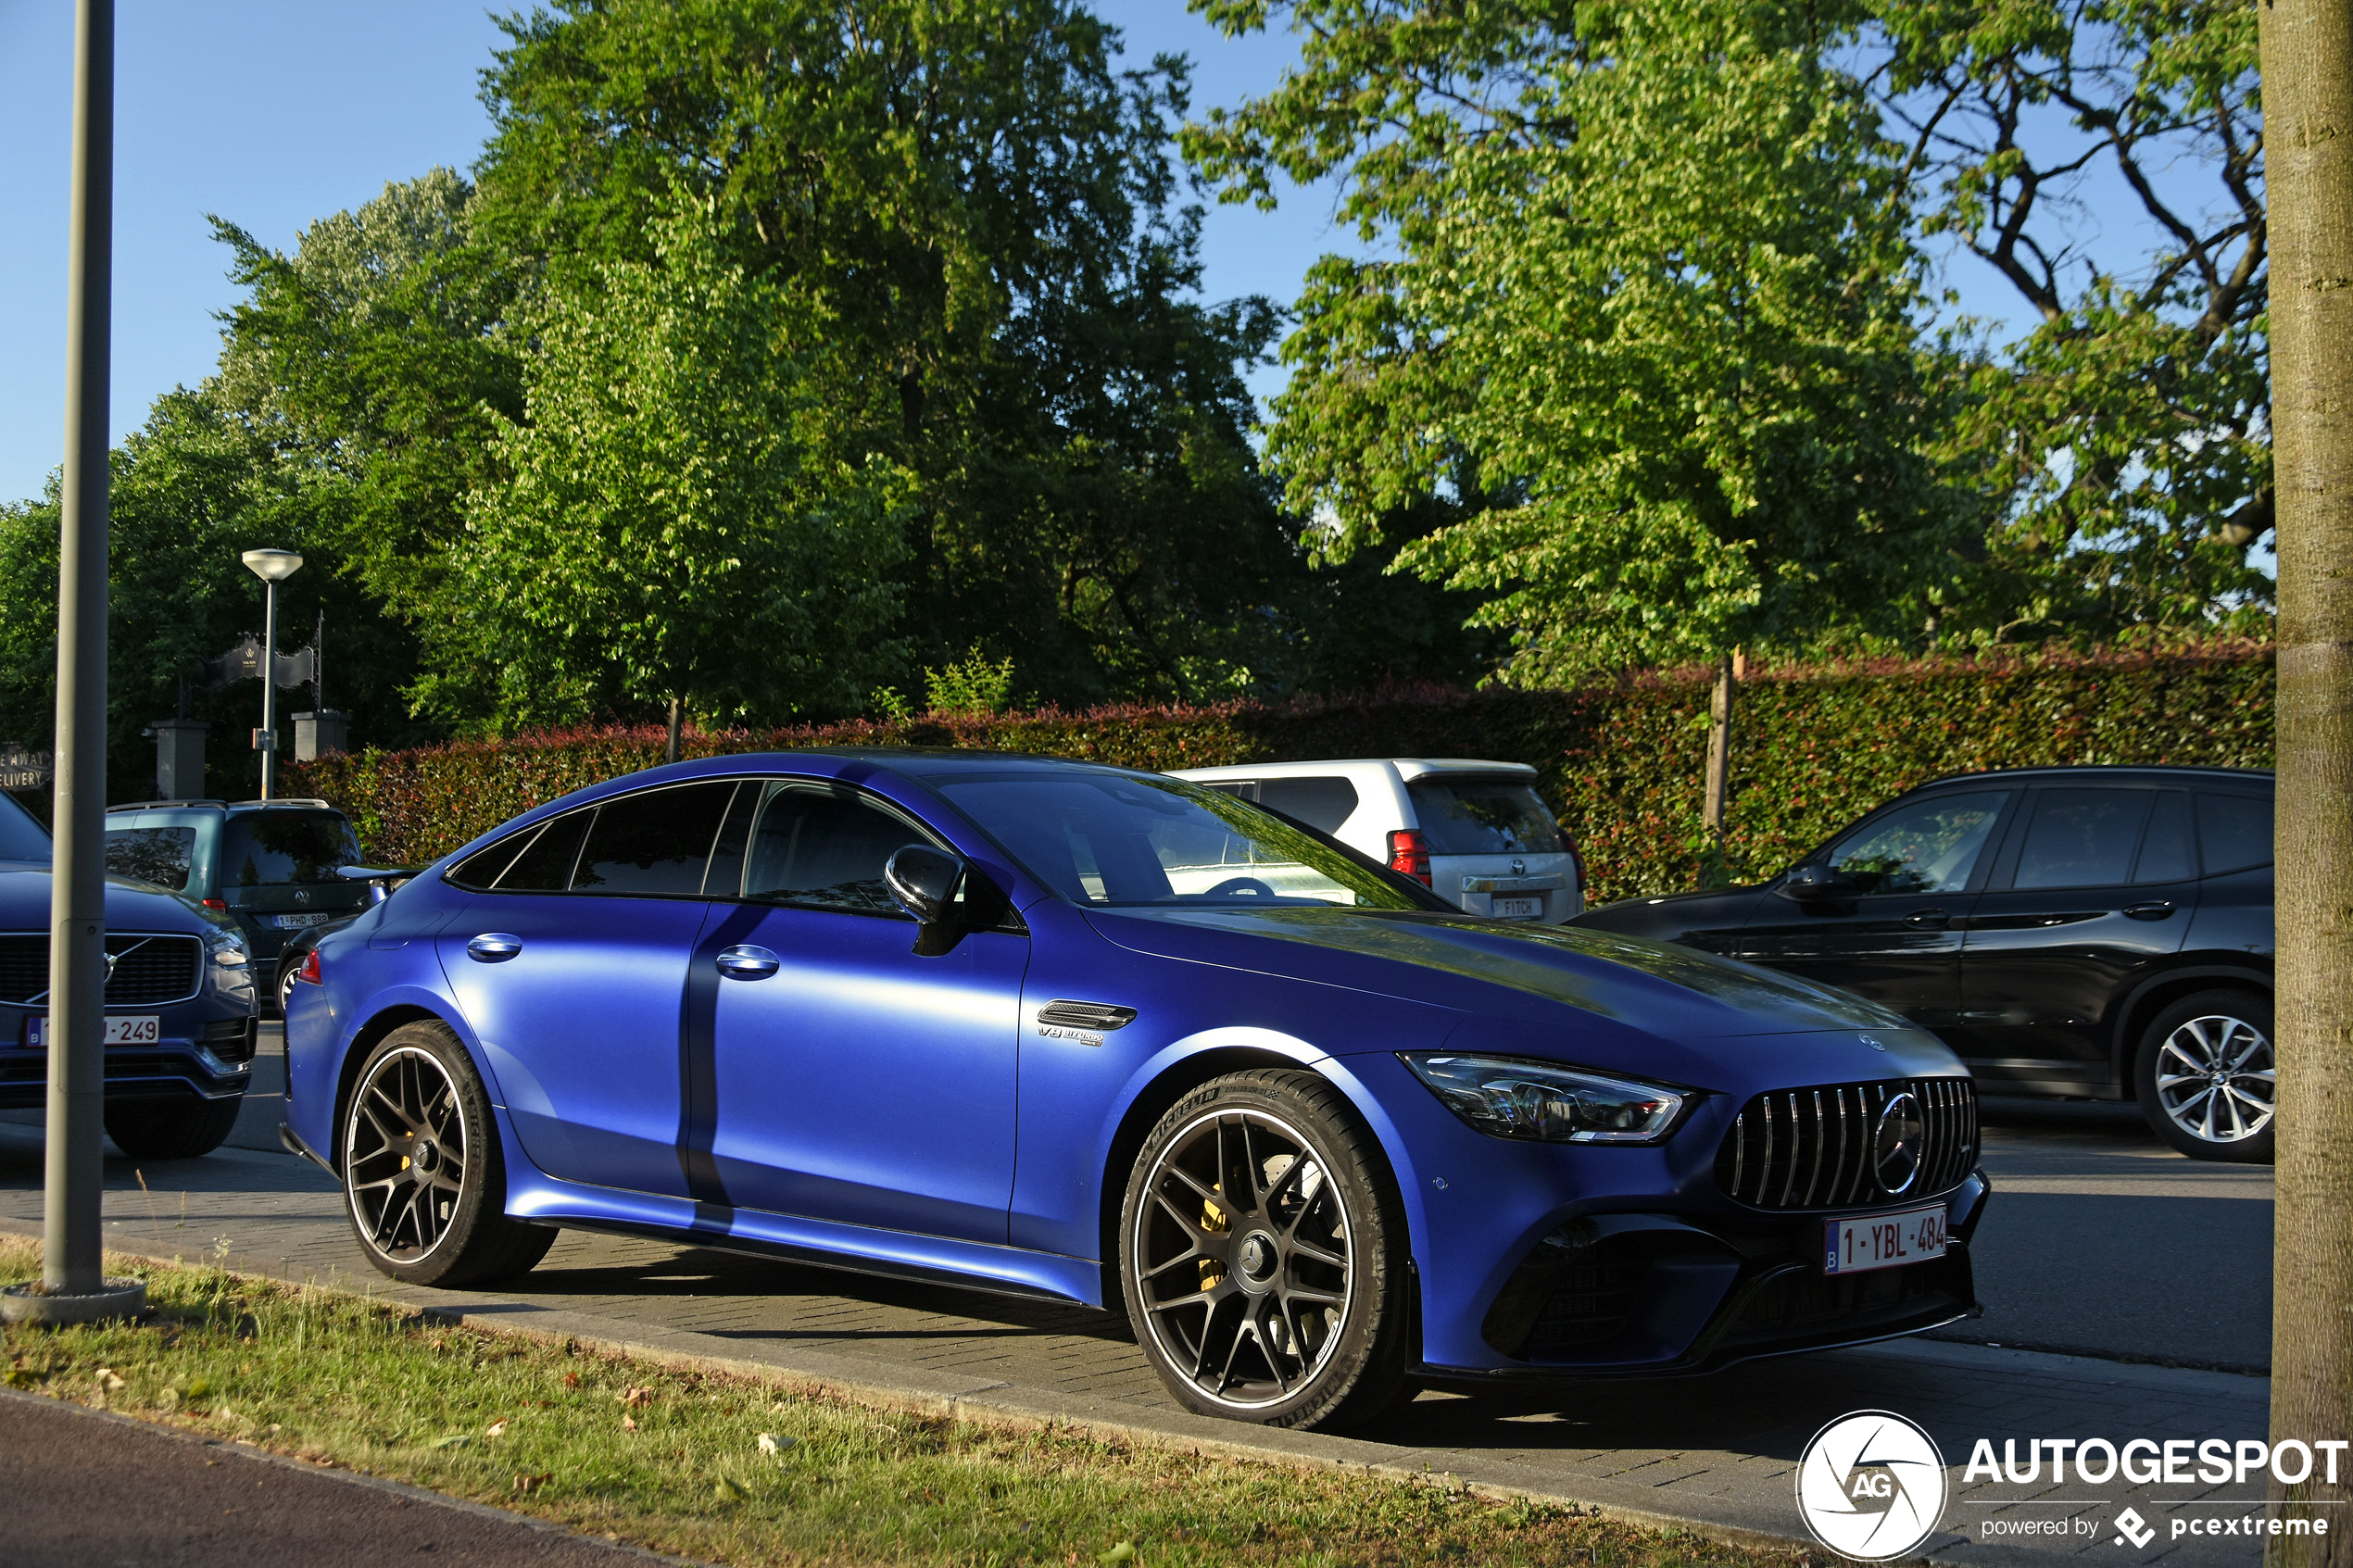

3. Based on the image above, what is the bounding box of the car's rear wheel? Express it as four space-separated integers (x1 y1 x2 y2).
2133 990 2275 1163
340 1020 554 1286
274 955 303 1018
1117 1069 1412 1431
104 1096 242 1160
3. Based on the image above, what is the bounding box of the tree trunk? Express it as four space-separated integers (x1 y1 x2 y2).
665 695 683 767
1704 651 1738 839
2262 2 2353 1562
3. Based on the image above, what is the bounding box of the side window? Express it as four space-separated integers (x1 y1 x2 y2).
571 782 738 897
105 826 196 891
2132 792 2196 884
739 784 933 916
495 810 593 892
2012 789 2153 890
1826 791 2010 896
1257 777 1361 835
448 828 536 891
2196 792 2273 876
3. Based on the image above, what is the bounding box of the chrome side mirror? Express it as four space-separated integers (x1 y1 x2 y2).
885 845 967 952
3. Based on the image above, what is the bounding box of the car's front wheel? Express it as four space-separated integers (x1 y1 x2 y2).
340 1020 554 1286
2133 990 2275 1163
104 1096 242 1160
1117 1069 1412 1431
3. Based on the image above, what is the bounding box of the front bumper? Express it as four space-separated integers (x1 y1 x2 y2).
1416 1168 1988 1385
0 1012 258 1108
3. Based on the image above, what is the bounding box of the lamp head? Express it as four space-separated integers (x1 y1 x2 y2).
242 548 304 583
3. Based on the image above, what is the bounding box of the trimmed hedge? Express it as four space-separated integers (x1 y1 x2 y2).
288 645 2275 907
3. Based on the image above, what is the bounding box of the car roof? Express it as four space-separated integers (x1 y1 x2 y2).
1169 758 1539 783
1909 764 2272 790
107 797 344 814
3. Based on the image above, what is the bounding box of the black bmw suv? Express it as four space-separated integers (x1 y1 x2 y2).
1573 767 2274 1161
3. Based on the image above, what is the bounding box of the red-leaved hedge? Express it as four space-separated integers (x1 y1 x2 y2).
288 645 2275 906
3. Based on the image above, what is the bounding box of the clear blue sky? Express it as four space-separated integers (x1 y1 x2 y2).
0 3 2102 511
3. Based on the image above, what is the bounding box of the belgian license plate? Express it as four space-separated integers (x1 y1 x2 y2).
1492 897 1543 919
272 912 333 929
25 1015 161 1049
1825 1205 1948 1275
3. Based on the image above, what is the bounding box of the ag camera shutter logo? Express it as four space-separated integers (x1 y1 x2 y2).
1796 1410 1949 1560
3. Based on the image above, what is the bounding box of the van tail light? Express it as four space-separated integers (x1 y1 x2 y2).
296 948 322 986
202 897 227 912
1387 829 1434 886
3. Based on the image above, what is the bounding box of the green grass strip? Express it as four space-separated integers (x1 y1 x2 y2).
0 1237 1806 1567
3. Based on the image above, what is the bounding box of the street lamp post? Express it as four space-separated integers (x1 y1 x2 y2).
242 548 302 800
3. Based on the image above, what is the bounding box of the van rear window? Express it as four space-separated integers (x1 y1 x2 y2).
1406 780 1565 855
221 811 359 886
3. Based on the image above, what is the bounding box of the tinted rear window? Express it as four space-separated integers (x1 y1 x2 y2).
2197 793 2272 875
2133 792 2196 884
1406 780 1564 855
2013 789 2152 889
496 811 592 892
220 810 359 886
105 826 197 890
573 783 737 897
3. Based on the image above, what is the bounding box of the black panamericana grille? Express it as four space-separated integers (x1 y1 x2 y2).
1716 1077 1977 1210
0 933 204 1007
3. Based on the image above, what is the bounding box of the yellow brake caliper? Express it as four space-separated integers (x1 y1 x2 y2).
1200 1185 1228 1290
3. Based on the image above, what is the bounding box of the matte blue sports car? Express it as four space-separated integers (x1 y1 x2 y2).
282 751 1987 1430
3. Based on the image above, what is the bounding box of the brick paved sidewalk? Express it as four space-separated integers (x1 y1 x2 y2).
0 1124 2273 1566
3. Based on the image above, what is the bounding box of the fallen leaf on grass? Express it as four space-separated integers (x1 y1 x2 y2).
714 1475 749 1501
94 1368 126 1394
622 1386 653 1408
756 1433 798 1456
621 1417 638 1434
1099 1544 1137 1564
513 1473 552 1494
485 1419 509 1438
561 1372 580 1388
429 1435 473 1450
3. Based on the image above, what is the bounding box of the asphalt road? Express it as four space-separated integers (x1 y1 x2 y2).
0 1387 685 1567
1953 1096 2273 1373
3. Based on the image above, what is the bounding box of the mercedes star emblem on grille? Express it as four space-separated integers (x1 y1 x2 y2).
1874 1092 1925 1194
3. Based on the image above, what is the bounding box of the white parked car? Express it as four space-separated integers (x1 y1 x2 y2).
1167 758 1583 922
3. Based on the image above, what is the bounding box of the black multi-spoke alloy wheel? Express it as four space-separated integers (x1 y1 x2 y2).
340 1021 554 1286
1118 1070 1412 1430
103 1097 242 1160
2134 990 2276 1164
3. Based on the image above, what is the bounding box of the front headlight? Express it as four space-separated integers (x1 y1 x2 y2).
1401 1053 1688 1145
205 930 249 970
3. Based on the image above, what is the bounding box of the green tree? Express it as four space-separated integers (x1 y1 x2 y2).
445 196 911 732
474 0 1311 703
1868 0 2271 640
1186 0 1967 681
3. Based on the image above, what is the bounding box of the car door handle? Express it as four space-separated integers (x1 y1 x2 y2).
1905 909 1951 929
2123 901 2176 921
716 944 781 981
466 933 523 962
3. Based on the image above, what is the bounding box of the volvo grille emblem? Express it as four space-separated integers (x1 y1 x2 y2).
1873 1093 1925 1195
1859 1034 1887 1051
103 951 117 983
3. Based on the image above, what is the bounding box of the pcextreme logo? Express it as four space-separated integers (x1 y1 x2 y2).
1795 1411 1950 1561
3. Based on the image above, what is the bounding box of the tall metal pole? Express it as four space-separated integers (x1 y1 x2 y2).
45 0 114 1300
259 577 278 799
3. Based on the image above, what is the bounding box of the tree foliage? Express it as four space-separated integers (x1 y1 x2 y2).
1867 0 2271 638
1187 0 1969 679
445 198 911 728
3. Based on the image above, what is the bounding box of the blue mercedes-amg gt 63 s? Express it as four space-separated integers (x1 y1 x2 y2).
282 751 1988 1431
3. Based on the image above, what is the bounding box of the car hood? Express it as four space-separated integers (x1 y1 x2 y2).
1085 904 1957 1083
0 864 222 935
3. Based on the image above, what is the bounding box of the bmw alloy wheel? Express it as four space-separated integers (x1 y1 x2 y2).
1131 1106 1355 1410
345 1045 471 1262
2151 1013 2275 1146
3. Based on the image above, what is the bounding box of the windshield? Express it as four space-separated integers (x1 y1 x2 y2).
930 771 1424 911
104 826 196 890
0 792 49 862
221 810 360 886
